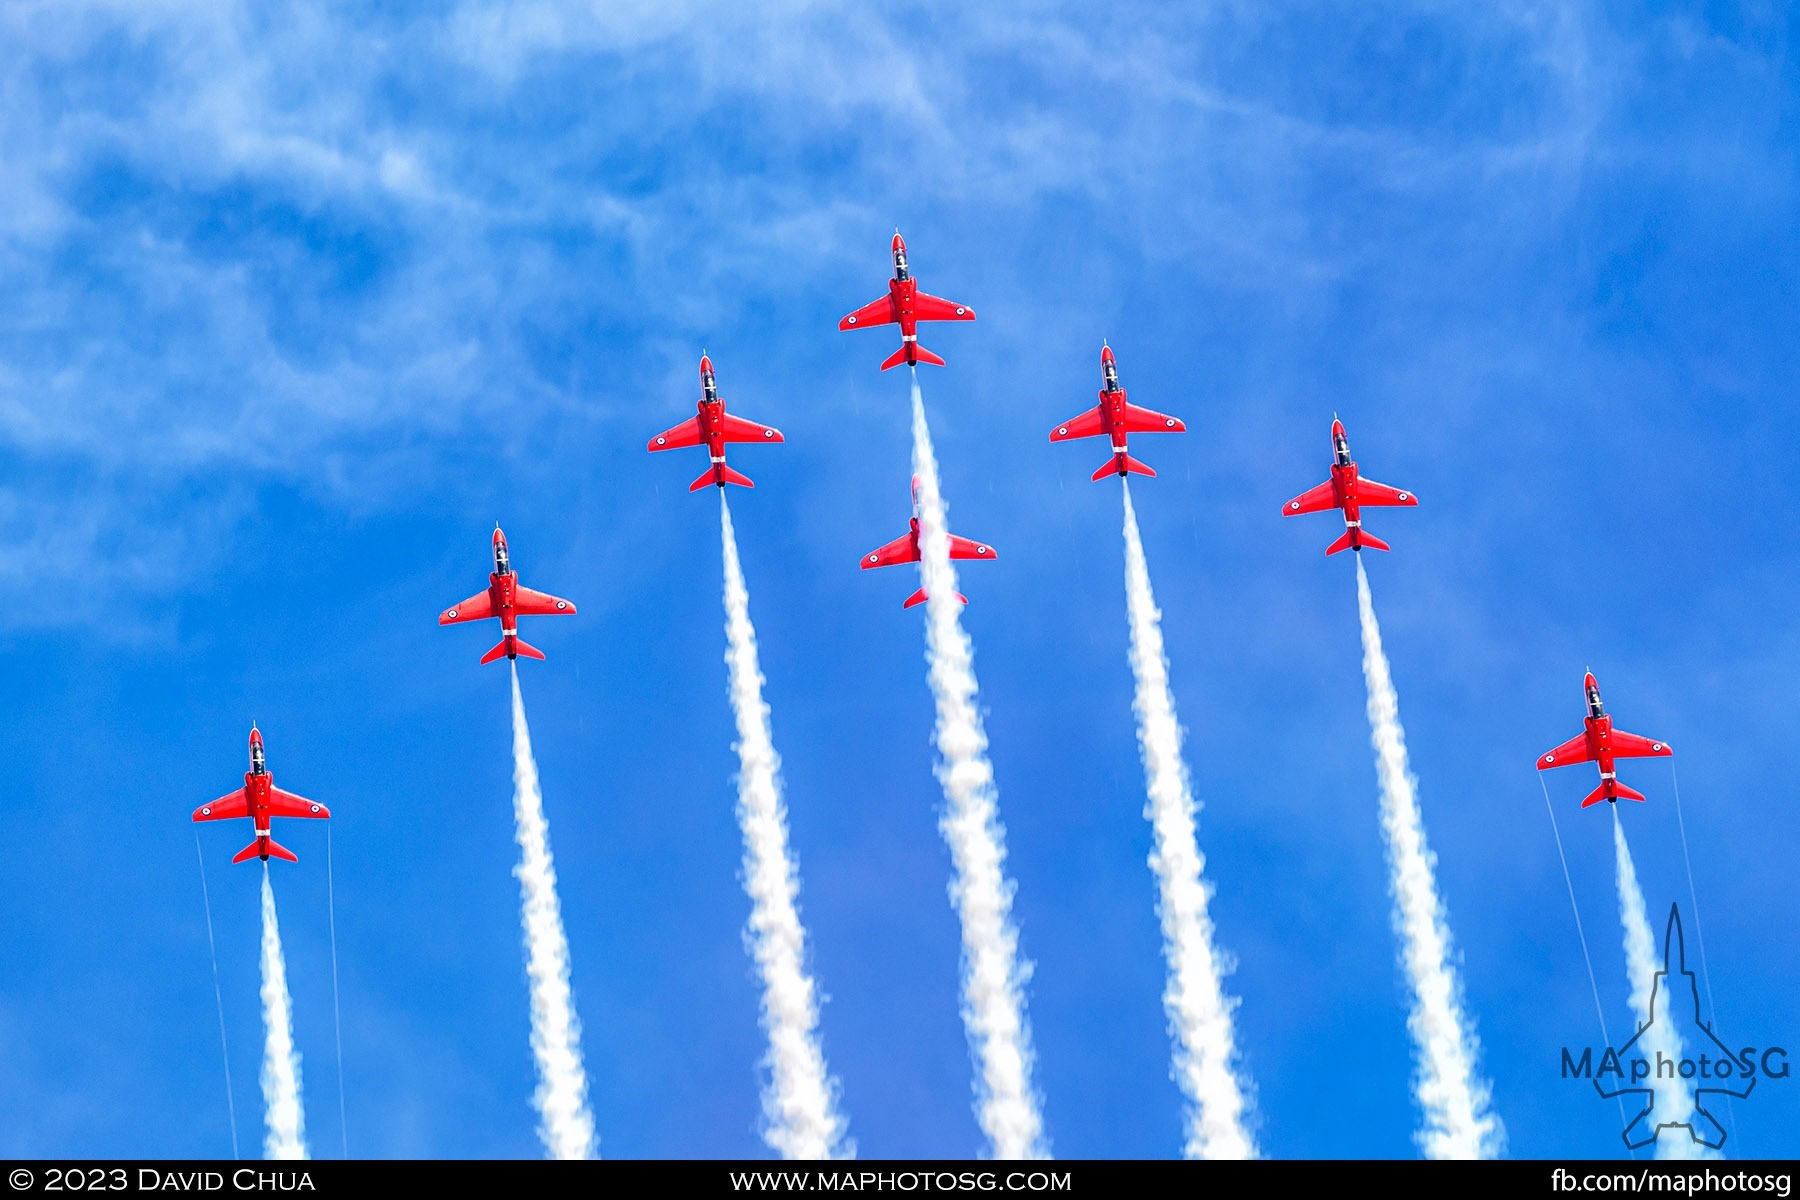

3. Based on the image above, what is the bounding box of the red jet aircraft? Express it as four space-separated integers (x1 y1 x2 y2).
1282 418 1418 554
861 476 996 608
439 526 576 664
647 354 784 491
839 232 975 371
1049 343 1186 480
1538 672 1672 807
192 726 329 864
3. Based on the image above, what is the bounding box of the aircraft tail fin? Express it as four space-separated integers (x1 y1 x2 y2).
232 837 297 864
903 587 969 609
882 343 947 371
1093 453 1156 481
690 464 754 491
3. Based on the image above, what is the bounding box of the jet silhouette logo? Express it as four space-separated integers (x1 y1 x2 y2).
1561 904 1788 1152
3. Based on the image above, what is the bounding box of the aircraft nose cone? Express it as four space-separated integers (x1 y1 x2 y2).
1332 418 1345 437
1100 345 1114 364
892 231 906 252
699 354 713 376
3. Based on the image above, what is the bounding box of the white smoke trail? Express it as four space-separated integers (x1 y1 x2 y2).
509 664 599 1160
1611 811 1703 1160
909 375 1046 1160
1354 558 1503 1159
1119 485 1258 1159
258 868 308 1161
719 493 850 1159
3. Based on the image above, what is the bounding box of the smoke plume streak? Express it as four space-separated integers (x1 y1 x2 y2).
509 665 599 1160
1354 558 1502 1158
1120 485 1257 1158
719 493 850 1159
1611 811 1704 1160
258 868 308 1161
909 375 1046 1159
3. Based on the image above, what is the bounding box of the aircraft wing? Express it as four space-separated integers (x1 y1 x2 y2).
718 412 784 445
268 788 330 820
1538 731 1594 770
513 585 576 617
861 531 918 569
1122 403 1186 434
648 416 704 452
912 291 976 323
1049 407 1106 442
1609 729 1672 760
1283 480 1339 516
439 590 494 626
839 295 896 330
193 788 249 822
948 534 995 561
1354 476 1418 507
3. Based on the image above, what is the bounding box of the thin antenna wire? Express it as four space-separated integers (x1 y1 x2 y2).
1539 775 1631 1142
326 824 350 1159
194 831 241 1160
1668 761 1736 1148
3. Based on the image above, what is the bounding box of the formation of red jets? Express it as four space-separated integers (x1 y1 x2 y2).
195 231 1670 862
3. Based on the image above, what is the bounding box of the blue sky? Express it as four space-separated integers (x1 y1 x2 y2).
0 0 1794 1160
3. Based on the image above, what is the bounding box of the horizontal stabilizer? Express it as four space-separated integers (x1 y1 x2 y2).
912 345 946 367
1093 454 1156 481
480 639 511 665
1326 530 1356 556
1581 783 1613 809
1613 781 1647 803
687 464 757 491
232 837 297 864
903 587 969 609
880 344 911 371
512 637 546 662
1359 531 1391 553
